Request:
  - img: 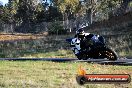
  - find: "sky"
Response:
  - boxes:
[0,0,50,5]
[0,0,8,5]
[0,0,51,6]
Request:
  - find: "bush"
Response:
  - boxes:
[48,21,67,35]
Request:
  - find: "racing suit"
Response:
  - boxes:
[71,38,81,55]
[71,33,91,56]
[72,33,100,54]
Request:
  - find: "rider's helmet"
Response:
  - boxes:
[76,28,85,39]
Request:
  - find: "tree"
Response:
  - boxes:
[116,0,132,16]
[15,0,41,33]
[56,0,80,29]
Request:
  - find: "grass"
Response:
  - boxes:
[0,33,43,41]
[0,26,131,58]
[21,49,76,58]
[0,33,131,58]
[119,50,132,57]
[0,61,131,88]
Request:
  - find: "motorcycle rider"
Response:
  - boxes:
[71,22,106,58]
[71,27,105,59]
[71,27,92,59]
[75,28,93,51]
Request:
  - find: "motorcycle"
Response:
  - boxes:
[66,34,118,61]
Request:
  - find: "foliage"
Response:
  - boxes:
[0,0,132,33]
[48,21,67,35]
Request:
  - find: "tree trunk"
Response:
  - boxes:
[86,8,93,25]
[63,13,65,29]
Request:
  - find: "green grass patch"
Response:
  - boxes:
[0,61,131,88]
[21,49,76,58]
[119,50,132,57]
[0,61,132,88]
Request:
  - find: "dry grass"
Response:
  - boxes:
[0,33,45,41]
[0,32,131,58]
[0,61,131,88]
